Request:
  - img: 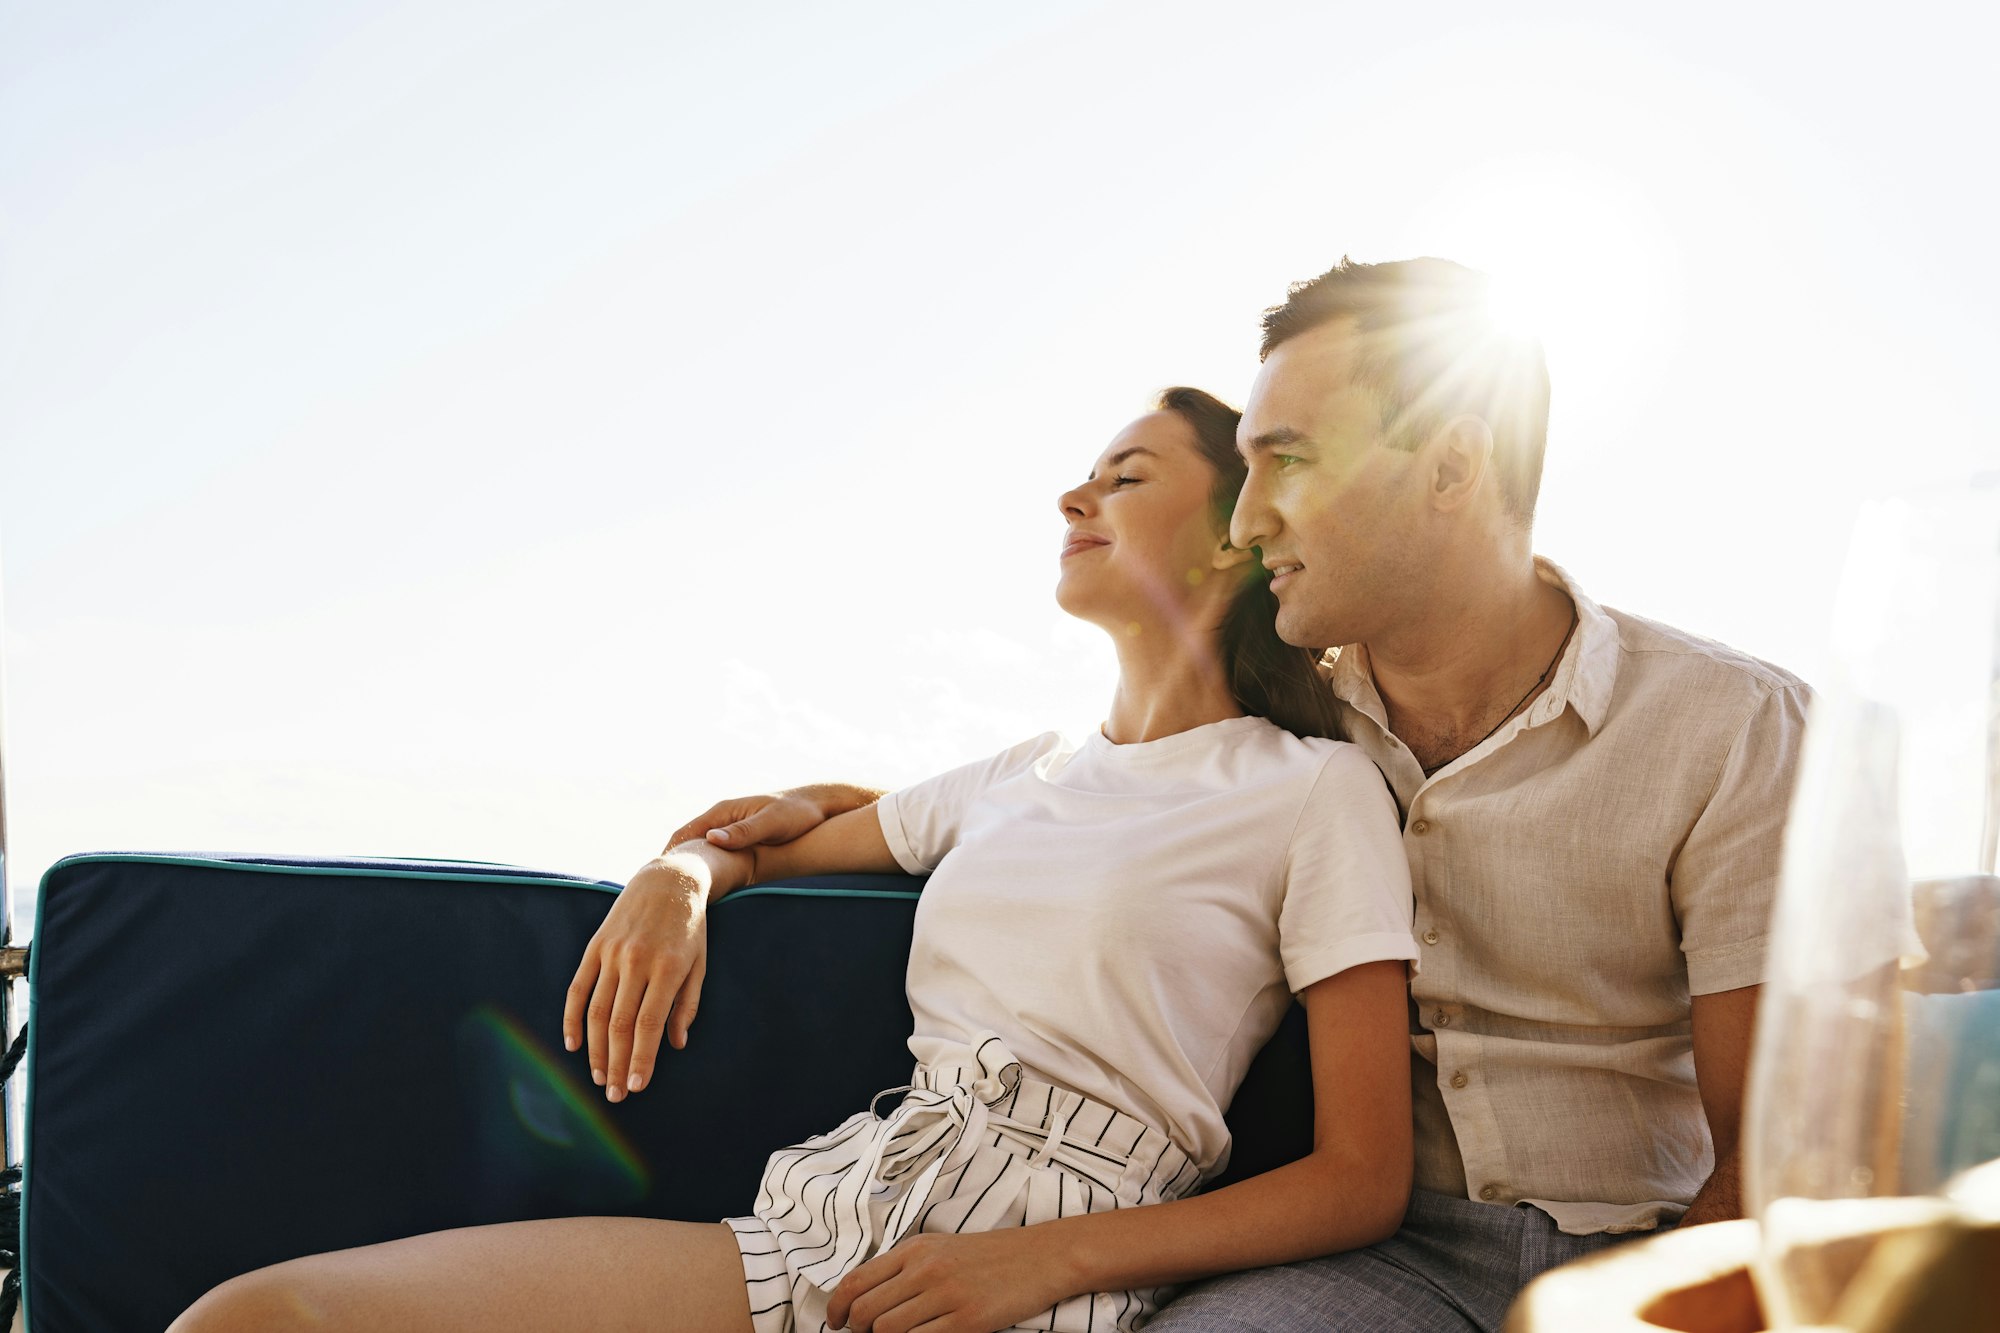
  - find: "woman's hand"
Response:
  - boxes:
[563,845,749,1101]
[825,1229,1077,1333]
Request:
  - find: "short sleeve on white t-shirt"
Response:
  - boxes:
[876,731,1064,875]
[1279,746,1420,993]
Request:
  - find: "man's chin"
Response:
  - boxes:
[1273,603,1339,651]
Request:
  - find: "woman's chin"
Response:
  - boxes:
[1053,585,1121,632]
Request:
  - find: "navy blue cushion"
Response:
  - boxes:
[20,853,1308,1332]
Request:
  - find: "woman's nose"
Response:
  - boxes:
[1057,483,1093,519]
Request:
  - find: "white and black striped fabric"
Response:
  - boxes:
[726,1032,1200,1332]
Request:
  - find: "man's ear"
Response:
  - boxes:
[1426,416,1494,513]
[1212,539,1258,572]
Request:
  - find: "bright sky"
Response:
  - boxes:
[2,1,1995,923]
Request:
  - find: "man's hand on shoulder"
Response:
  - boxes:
[669,783,887,851]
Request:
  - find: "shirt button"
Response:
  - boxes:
[1433,1011,1451,1027]
[1479,1184,1500,1202]
[1423,929,1440,945]
[1450,1071,1468,1089]
[1410,819,1431,835]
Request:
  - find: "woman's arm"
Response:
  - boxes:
[731,800,902,884]
[667,782,887,851]
[826,958,1415,1332]
[563,803,904,1103]
[1048,957,1414,1281]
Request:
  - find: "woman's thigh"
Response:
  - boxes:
[168,1216,754,1333]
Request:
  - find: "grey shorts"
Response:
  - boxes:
[1143,1188,1658,1333]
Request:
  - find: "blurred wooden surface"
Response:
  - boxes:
[1506,1219,1765,1333]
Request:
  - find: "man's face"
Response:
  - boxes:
[1232,319,1431,649]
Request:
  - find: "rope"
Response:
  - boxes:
[0,1027,24,1087]
[0,949,28,1327]
[0,1162,15,1254]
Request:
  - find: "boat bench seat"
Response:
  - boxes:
[15,853,1315,1333]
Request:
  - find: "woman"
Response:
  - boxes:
[171,389,1416,1333]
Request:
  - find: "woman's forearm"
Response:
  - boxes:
[1040,962,1415,1296]
[789,782,888,819]
[745,803,901,884]
[1036,1145,1409,1298]
[661,802,901,899]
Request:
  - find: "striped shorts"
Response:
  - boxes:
[725,1032,1201,1333]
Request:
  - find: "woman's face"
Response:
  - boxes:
[1055,410,1232,629]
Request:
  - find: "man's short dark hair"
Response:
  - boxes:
[1260,257,1552,524]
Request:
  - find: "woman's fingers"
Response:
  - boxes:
[562,944,601,1054]
[843,1270,950,1333]
[622,965,679,1094]
[667,951,707,1053]
[585,956,620,1087]
[826,1252,898,1330]
[601,961,650,1102]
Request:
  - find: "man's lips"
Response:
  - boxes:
[1061,533,1111,559]
[1266,560,1304,591]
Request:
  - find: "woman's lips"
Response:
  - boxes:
[1061,536,1111,559]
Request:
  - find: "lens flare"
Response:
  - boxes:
[456,1004,651,1206]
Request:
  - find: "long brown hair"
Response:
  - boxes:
[1156,386,1340,741]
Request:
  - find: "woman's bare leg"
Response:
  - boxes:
[167,1217,755,1333]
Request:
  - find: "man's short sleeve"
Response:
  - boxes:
[1278,745,1419,993]
[875,732,1064,875]
[1672,681,1811,995]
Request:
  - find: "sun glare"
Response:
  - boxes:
[1397,155,1685,430]
[1484,272,1551,342]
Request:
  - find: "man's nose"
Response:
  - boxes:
[1231,470,1277,551]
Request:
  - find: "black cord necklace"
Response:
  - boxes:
[1420,608,1578,778]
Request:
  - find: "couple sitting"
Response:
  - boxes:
[172,256,1808,1333]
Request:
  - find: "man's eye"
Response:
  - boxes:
[1275,454,1303,469]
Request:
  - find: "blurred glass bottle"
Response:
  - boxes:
[1744,473,2000,1329]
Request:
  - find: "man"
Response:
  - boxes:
[678,257,1809,1331]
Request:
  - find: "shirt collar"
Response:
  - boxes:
[1324,555,1619,739]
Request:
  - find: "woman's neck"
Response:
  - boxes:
[1100,616,1243,745]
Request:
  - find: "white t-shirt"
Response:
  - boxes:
[876,714,1417,1177]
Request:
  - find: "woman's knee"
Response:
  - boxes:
[168,1265,332,1333]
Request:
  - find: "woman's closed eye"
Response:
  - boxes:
[1112,474,1143,487]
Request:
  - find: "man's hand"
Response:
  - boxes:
[669,783,885,851]
[825,1230,1075,1333]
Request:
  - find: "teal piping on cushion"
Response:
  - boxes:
[39,853,622,895]
[35,855,924,906]
[723,885,920,905]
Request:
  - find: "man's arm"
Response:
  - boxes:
[1686,966,1907,1229]
[1673,682,1812,1226]
[668,782,886,850]
[1681,982,1759,1226]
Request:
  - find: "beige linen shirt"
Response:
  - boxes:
[1327,558,1810,1235]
